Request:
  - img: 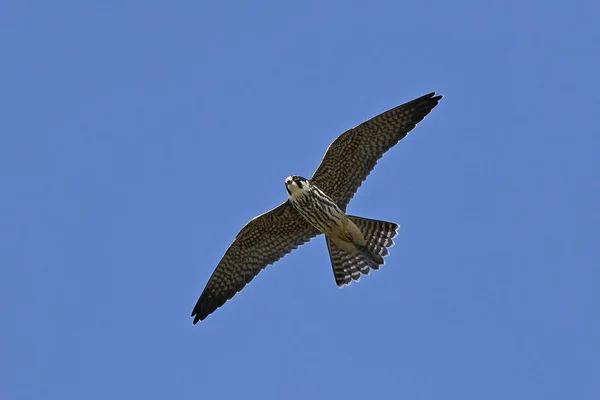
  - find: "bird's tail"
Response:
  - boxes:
[326,215,399,286]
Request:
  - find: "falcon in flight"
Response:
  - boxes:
[192,92,443,323]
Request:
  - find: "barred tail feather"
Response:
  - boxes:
[326,216,399,286]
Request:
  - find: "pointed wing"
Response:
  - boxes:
[191,201,320,323]
[311,92,442,210]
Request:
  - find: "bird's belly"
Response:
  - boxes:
[297,204,364,254]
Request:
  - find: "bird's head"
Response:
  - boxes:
[285,175,310,199]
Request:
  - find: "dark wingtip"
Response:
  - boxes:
[408,92,443,121]
[191,309,207,325]
[421,92,444,103]
[191,309,200,325]
[191,299,207,325]
[191,293,223,324]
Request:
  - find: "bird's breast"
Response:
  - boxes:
[289,186,347,235]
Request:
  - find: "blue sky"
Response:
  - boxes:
[1,1,599,399]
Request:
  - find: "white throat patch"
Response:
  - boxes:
[285,176,310,201]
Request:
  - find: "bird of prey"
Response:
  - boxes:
[191,92,443,323]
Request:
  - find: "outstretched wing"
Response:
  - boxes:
[311,92,443,210]
[191,201,320,323]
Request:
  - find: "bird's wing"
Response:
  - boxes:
[311,92,443,210]
[191,201,320,323]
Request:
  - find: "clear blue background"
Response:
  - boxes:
[1,1,598,399]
